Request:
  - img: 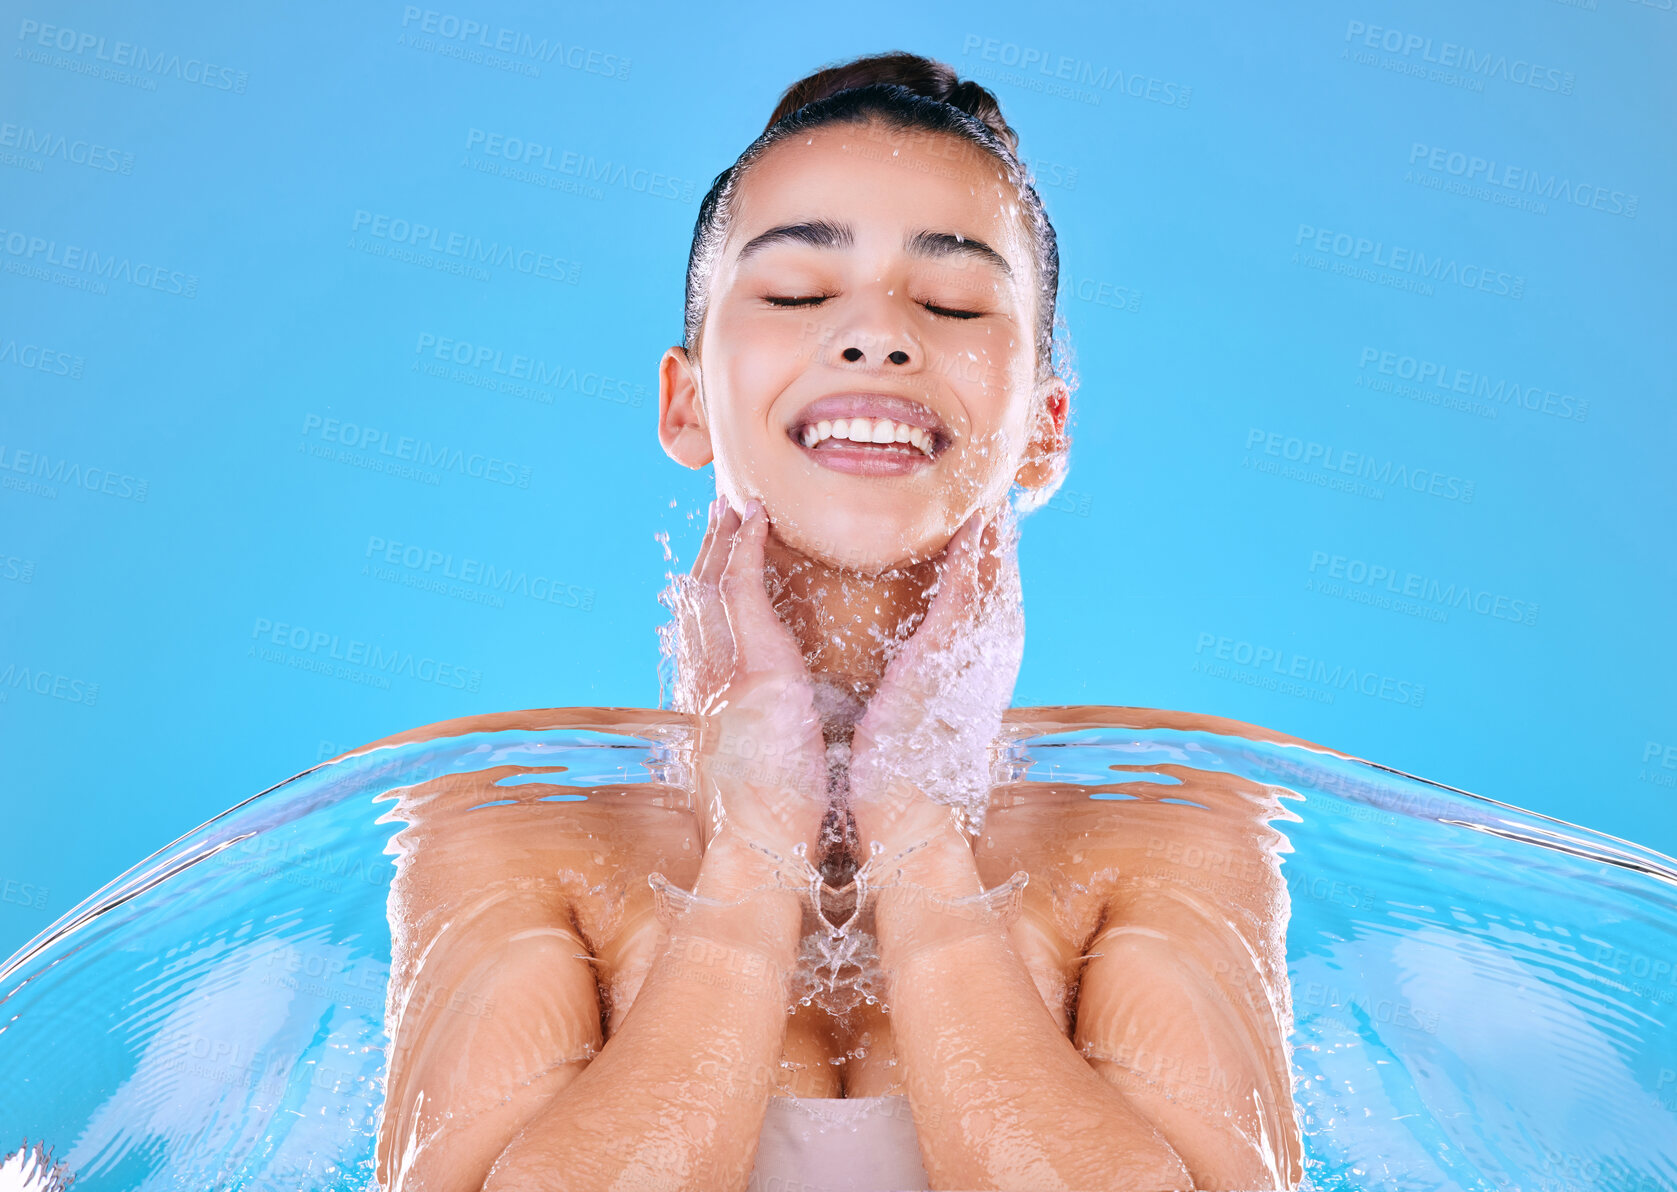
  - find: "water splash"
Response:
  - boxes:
[0,1141,75,1192]
[4,711,1674,1190]
[844,505,1027,840]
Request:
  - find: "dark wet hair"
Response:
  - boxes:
[681,51,1065,387]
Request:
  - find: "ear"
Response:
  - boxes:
[1013,374,1070,491]
[658,346,714,469]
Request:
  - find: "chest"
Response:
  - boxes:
[580,795,1108,1098]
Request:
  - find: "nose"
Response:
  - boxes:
[829,292,920,370]
[841,344,911,365]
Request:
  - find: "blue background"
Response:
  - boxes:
[1,0,1672,963]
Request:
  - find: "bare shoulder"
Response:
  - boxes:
[1054,777,1301,1186]
[1082,777,1290,963]
[984,707,1294,991]
[376,767,702,1188]
[976,707,1302,1186]
[970,782,1126,1035]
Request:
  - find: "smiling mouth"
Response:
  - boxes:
[791,416,942,460]
[786,416,950,478]
[784,394,953,477]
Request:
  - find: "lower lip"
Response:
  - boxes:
[795,438,936,476]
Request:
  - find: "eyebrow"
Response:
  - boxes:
[905,229,1013,278]
[735,220,1013,278]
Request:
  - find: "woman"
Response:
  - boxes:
[376,51,1301,1192]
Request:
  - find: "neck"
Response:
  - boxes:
[759,531,939,735]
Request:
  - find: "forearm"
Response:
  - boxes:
[484,832,805,1192]
[874,826,1194,1191]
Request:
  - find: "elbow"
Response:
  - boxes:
[481,1141,563,1192]
[1167,1130,1297,1192]
[1076,1091,1199,1191]
[1127,1143,1196,1192]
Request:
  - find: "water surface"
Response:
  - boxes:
[1,706,1673,1191]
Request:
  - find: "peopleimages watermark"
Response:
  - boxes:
[1057,273,1142,314]
[1016,151,1079,190]
[1192,631,1426,708]
[398,7,630,80]
[1341,20,1576,94]
[0,121,134,174]
[463,128,696,203]
[1293,223,1525,300]
[158,1028,390,1101]
[349,210,581,285]
[1243,427,1475,504]
[0,877,49,912]
[0,552,35,583]
[236,839,394,894]
[0,661,100,706]
[14,18,250,93]
[1297,979,1441,1034]
[0,442,148,501]
[1044,487,1095,517]
[1590,937,1677,1006]
[249,617,483,692]
[1355,345,1590,424]
[960,34,1192,109]
[299,413,532,489]
[1406,142,1636,219]
[792,318,1017,390]
[0,335,83,379]
[0,226,198,298]
[1641,741,1676,789]
[413,332,647,409]
[1307,550,1539,628]
[364,534,595,612]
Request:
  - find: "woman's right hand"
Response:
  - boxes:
[664,496,833,868]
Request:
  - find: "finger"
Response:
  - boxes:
[695,537,739,699]
[975,512,1002,601]
[667,583,717,706]
[691,494,723,578]
[687,500,741,709]
[693,595,734,708]
[695,498,740,590]
[907,511,984,659]
[971,510,1020,617]
[866,513,982,716]
[718,502,806,677]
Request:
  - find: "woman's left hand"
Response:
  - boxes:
[846,507,1025,860]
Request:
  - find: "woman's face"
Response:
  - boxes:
[659,119,1068,574]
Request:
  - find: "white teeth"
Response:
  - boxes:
[795,416,938,459]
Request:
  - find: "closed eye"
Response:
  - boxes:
[764,295,985,319]
[923,302,984,320]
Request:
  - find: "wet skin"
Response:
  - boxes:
[375,117,1303,1189]
[373,705,1305,1190]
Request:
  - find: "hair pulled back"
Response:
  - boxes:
[682,51,1066,391]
